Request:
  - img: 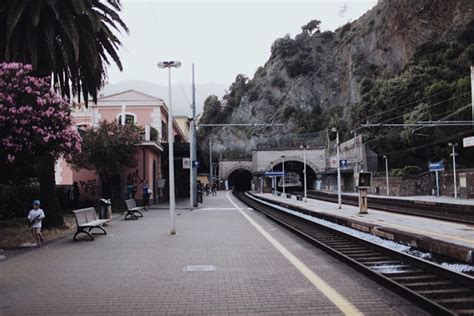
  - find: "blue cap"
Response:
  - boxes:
[32,200,40,205]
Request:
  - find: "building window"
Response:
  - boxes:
[117,114,136,125]
[162,121,167,141]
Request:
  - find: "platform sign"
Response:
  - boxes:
[182,158,190,169]
[429,161,445,172]
[340,159,348,169]
[463,136,474,148]
[264,171,286,177]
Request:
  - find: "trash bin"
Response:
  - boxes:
[100,198,112,219]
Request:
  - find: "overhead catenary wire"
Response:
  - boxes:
[364,85,466,121]
[371,92,471,125]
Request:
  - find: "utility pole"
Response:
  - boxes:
[281,155,286,195]
[300,145,308,202]
[332,128,342,209]
[383,155,389,196]
[209,138,212,185]
[449,143,458,199]
[190,64,198,208]
[471,65,474,125]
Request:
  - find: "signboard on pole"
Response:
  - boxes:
[463,136,474,148]
[340,160,348,169]
[264,171,287,177]
[429,161,445,172]
[329,156,337,168]
[182,158,190,169]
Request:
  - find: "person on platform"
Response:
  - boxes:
[71,182,80,208]
[27,200,45,247]
[142,180,150,211]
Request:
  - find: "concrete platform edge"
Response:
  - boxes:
[251,192,473,264]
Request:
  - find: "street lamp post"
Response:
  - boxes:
[300,145,308,202]
[281,155,286,195]
[209,138,212,184]
[332,128,342,209]
[158,60,181,235]
[383,155,389,196]
[449,143,458,199]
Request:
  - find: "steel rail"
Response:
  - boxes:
[236,192,474,316]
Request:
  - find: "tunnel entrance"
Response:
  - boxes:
[271,160,316,192]
[228,169,252,191]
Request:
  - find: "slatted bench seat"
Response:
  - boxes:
[125,199,144,220]
[72,207,110,241]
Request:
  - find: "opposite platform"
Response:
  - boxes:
[255,192,474,264]
[0,191,425,315]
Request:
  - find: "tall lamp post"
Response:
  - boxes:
[281,155,286,195]
[332,128,342,209]
[300,144,308,202]
[209,137,213,184]
[190,64,197,208]
[383,155,389,196]
[158,60,181,235]
[449,143,458,199]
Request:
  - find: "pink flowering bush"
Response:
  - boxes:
[0,63,81,163]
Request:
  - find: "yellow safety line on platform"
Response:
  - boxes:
[226,191,364,316]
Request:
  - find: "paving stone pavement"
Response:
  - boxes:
[0,191,427,315]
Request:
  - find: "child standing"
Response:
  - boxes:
[28,200,45,247]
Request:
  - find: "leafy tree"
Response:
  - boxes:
[0,63,81,225]
[0,0,128,226]
[0,0,128,104]
[199,95,223,126]
[351,28,474,170]
[271,35,299,59]
[70,120,141,198]
[301,20,321,35]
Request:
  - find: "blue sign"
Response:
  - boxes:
[340,160,348,168]
[264,171,287,177]
[429,161,444,172]
[192,160,200,168]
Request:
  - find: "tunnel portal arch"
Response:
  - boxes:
[228,168,253,191]
[270,160,317,190]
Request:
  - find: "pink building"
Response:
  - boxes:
[57,89,188,205]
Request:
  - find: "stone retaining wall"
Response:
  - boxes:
[371,169,474,198]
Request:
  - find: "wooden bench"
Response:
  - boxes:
[72,207,110,241]
[125,199,144,220]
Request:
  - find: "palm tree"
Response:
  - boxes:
[0,0,128,226]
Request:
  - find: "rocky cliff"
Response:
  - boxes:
[199,0,474,163]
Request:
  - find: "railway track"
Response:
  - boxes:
[236,192,474,315]
[289,190,474,225]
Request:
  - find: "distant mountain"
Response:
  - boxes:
[100,80,227,116]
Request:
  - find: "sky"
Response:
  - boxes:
[107,0,377,88]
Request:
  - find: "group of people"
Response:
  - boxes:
[205,182,218,196]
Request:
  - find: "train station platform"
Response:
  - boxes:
[254,192,474,264]
[327,190,474,206]
[0,191,425,315]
